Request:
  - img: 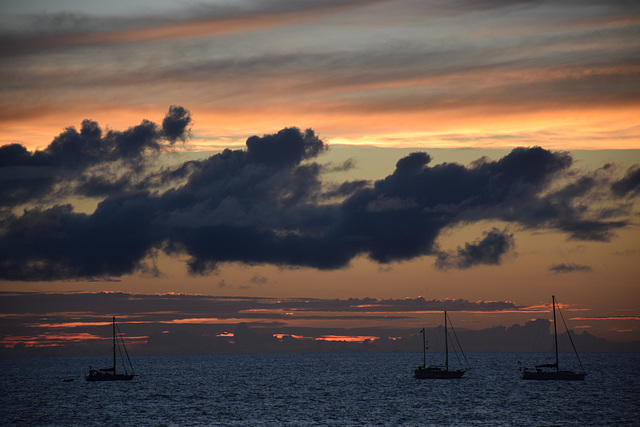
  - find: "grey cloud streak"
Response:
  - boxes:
[2,1,636,99]
[0,108,638,281]
[0,292,521,317]
[0,0,383,57]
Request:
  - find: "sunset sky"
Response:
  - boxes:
[1,0,639,355]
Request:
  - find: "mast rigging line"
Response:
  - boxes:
[447,312,471,370]
[115,321,135,375]
[555,298,586,373]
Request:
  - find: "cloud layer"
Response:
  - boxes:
[1,0,639,149]
[1,109,638,280]
[1,292,637,356]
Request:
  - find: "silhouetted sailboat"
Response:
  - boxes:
[86,317,135,381]
[521,295,586,381]
[414,311,469,379]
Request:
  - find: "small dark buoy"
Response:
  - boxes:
[63,378,74,382]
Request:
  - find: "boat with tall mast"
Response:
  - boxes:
[414,311,469,379]
[86,317,136,381]
[521,295,586,381]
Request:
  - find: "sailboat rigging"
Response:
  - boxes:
[86,316,136,381]
[521,295,586,381]
[414,311,469,379]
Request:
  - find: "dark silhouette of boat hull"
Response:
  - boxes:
[414,367,465,379]
[86,370,135,381]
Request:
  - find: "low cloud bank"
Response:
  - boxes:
[2,316,637,358]
[1,292,638,357]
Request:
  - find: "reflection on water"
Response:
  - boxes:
[2,352,638,425]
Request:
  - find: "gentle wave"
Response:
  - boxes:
[1,352,638,426]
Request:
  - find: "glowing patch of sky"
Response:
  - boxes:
[1,0,638,149]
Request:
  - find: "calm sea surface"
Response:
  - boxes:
[1,352,639,426]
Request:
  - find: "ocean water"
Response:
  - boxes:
[1,352,639,426]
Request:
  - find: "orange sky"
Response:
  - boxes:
[1,0,639,351]
[1,0,639,151]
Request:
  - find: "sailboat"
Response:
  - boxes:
[86,317,136,381]
[521,295,586,381]
[414,311,469,379]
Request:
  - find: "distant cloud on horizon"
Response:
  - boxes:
[0,291,525,317]
[1,291,638,356]
[0,292,527,351]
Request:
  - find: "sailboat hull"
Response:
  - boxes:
[414,312,469,379]
[86,372,135,381]
[521,296,586,381]
[86,317,136,382]
[522,370,585,381]
[414,367,465,379]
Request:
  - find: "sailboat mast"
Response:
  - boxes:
[421,328,426,368]
[552,296,558,372]
[444,311,449,371]
[112,316,116,374]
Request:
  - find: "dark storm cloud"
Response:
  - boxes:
[436,229,515,270]
[334,147,574,264]
[612,166,640,197]
[548,263,593,274]
[162,105,192,143]
[0,111,638,280]
[0,194,161,281]
[0,106,191,208]
[156,126,339,273]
